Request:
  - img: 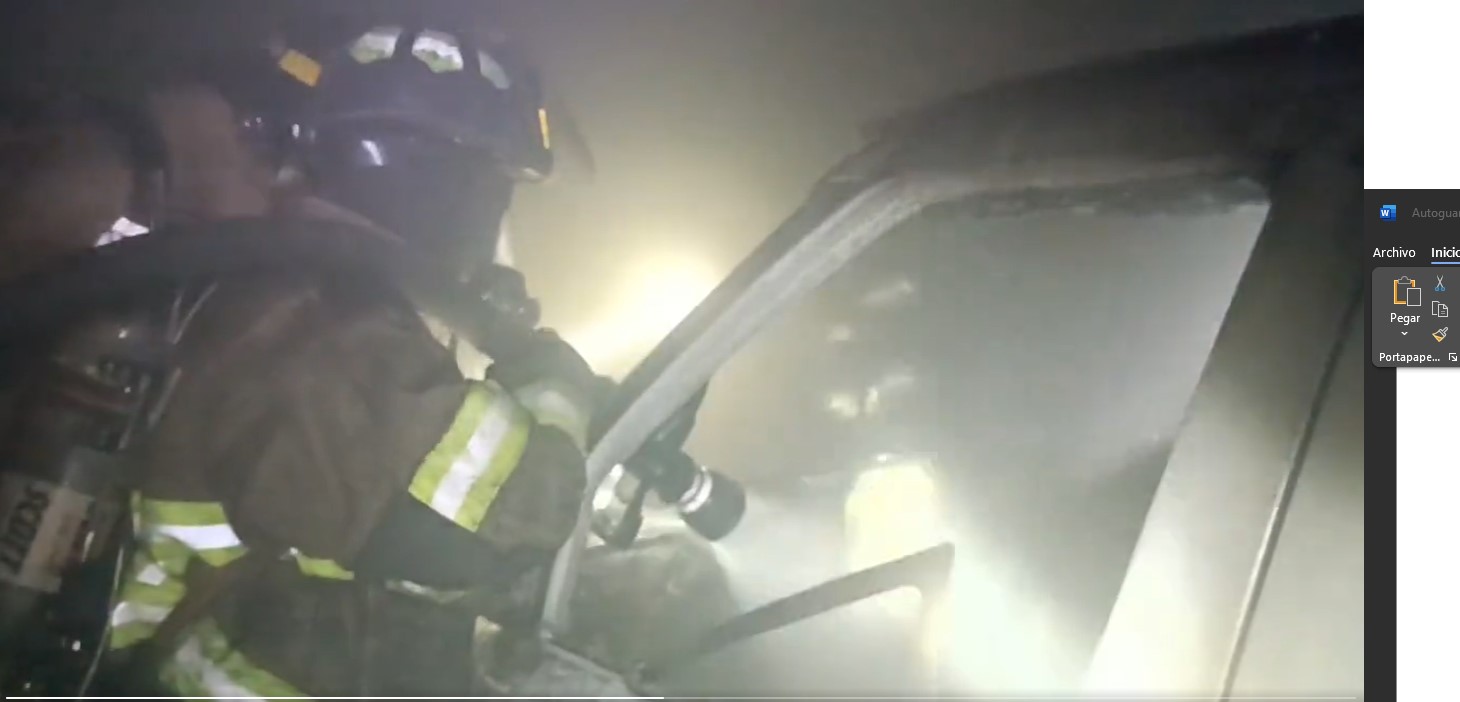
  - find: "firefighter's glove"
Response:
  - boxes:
[470,263,542,328]
[488,330,607,450]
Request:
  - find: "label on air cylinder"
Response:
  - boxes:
[0,474,92,593]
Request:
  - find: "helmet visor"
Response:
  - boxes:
[308,123,514,266]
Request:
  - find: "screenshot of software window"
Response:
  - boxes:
[0,2,1449,700]
[1371,193,1456,702]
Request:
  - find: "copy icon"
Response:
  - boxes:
[1395,276,1420,305]
[1436,301,1450,318]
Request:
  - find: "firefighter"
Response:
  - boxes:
[83,20,597,698]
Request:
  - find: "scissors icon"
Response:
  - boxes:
[1439,276,1448,293]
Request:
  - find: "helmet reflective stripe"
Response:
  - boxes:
[161,619,303,699]
[349,26,403,64]
[278,49,322,88]
[345,25,512,88]
[412,30,465,73]
[408,380,532,532]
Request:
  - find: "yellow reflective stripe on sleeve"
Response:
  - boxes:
[110,621,159,650]
[134,561,169,586]
[410,381,533,529]
[110,601,173,629]
[136,499,229,526]
[456,404,531,532]
[156,531,245,563]
[117,574,185,608]
[134,498,246,567]
[294,553,354,580]
[409,381,494,508]
[135,538,191,577]
[108,598,177,650]
[162,619,304,699]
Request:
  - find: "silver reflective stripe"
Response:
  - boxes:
[136,563,169,586]
[151,523,243,551]
[515,382,590,450]
[111,602,172,628]
[522,386,589,433]
[431,402,513,519]
[172,636,266,701]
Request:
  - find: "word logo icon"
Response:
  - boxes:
[1381,204,1398,221]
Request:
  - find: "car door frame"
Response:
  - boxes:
[539,22,1362,696]
[1083,138,1362,697]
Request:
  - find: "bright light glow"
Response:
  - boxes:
[825,392,861,420]
[561,255,719,377]
[844,459,944,618]
[843,457,1074,692]
[827,324,854,343]
[935,557,1071,693]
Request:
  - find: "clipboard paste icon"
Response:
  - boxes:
[1395,276,1422,306]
